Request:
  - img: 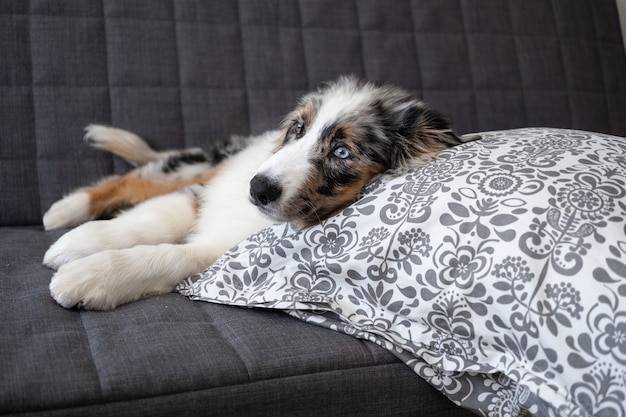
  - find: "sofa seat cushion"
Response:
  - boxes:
[0,228,473,416]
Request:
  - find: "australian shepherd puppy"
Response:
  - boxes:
[43,76,471,310]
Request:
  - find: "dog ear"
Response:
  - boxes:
[388,101,464,171]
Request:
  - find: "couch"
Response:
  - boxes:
[2,1,626,416]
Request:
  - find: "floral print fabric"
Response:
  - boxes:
[178,128,626,417]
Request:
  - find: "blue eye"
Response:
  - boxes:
[334,146,350,159]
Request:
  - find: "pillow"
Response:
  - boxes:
[178,128,626,417]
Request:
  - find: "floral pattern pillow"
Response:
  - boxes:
[178,128,626,417]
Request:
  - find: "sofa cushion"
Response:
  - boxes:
[0,227,475,416]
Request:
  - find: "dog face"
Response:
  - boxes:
[249,76,463,226]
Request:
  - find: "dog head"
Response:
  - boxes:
[249,76,464,226]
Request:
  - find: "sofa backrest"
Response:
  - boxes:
[2,0,626,226]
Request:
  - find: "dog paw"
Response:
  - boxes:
[43,221,109,269]
[43,191,91,230]
[49,252,124,310]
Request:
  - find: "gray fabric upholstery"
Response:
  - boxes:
[1,1,626,416]
[2,0,626,226]
[1,229,469,416]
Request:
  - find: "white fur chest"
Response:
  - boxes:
[190,130,282,250]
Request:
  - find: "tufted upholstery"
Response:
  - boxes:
[2,0,626,225]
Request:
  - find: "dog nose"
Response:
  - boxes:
[249,175,282,206]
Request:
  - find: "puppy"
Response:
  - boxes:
[43,76,470,310]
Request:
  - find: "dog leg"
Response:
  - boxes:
[47,185,271,310]
[43,175,118,230]
[44,126,214,230]
[43,187,200,270]
[49,241,222,310]
[43,162,214,230]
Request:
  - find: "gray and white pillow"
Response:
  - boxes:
[178,128,626,417]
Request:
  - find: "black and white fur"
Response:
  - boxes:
[43,76,472,310]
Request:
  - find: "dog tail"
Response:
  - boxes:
[84,124,166,166]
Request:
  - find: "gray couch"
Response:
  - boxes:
[2,1,626,416]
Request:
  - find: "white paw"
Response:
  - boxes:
[49,247,177,310]
[43,191,90,230]
[43,221,110,269]
[49,252,122,310]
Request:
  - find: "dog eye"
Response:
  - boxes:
[333,146,350,159]
[293,121,305,138]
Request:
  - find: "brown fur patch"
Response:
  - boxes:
[292,158,384,227]
[86,170,216,219]
[296,172,380,227]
